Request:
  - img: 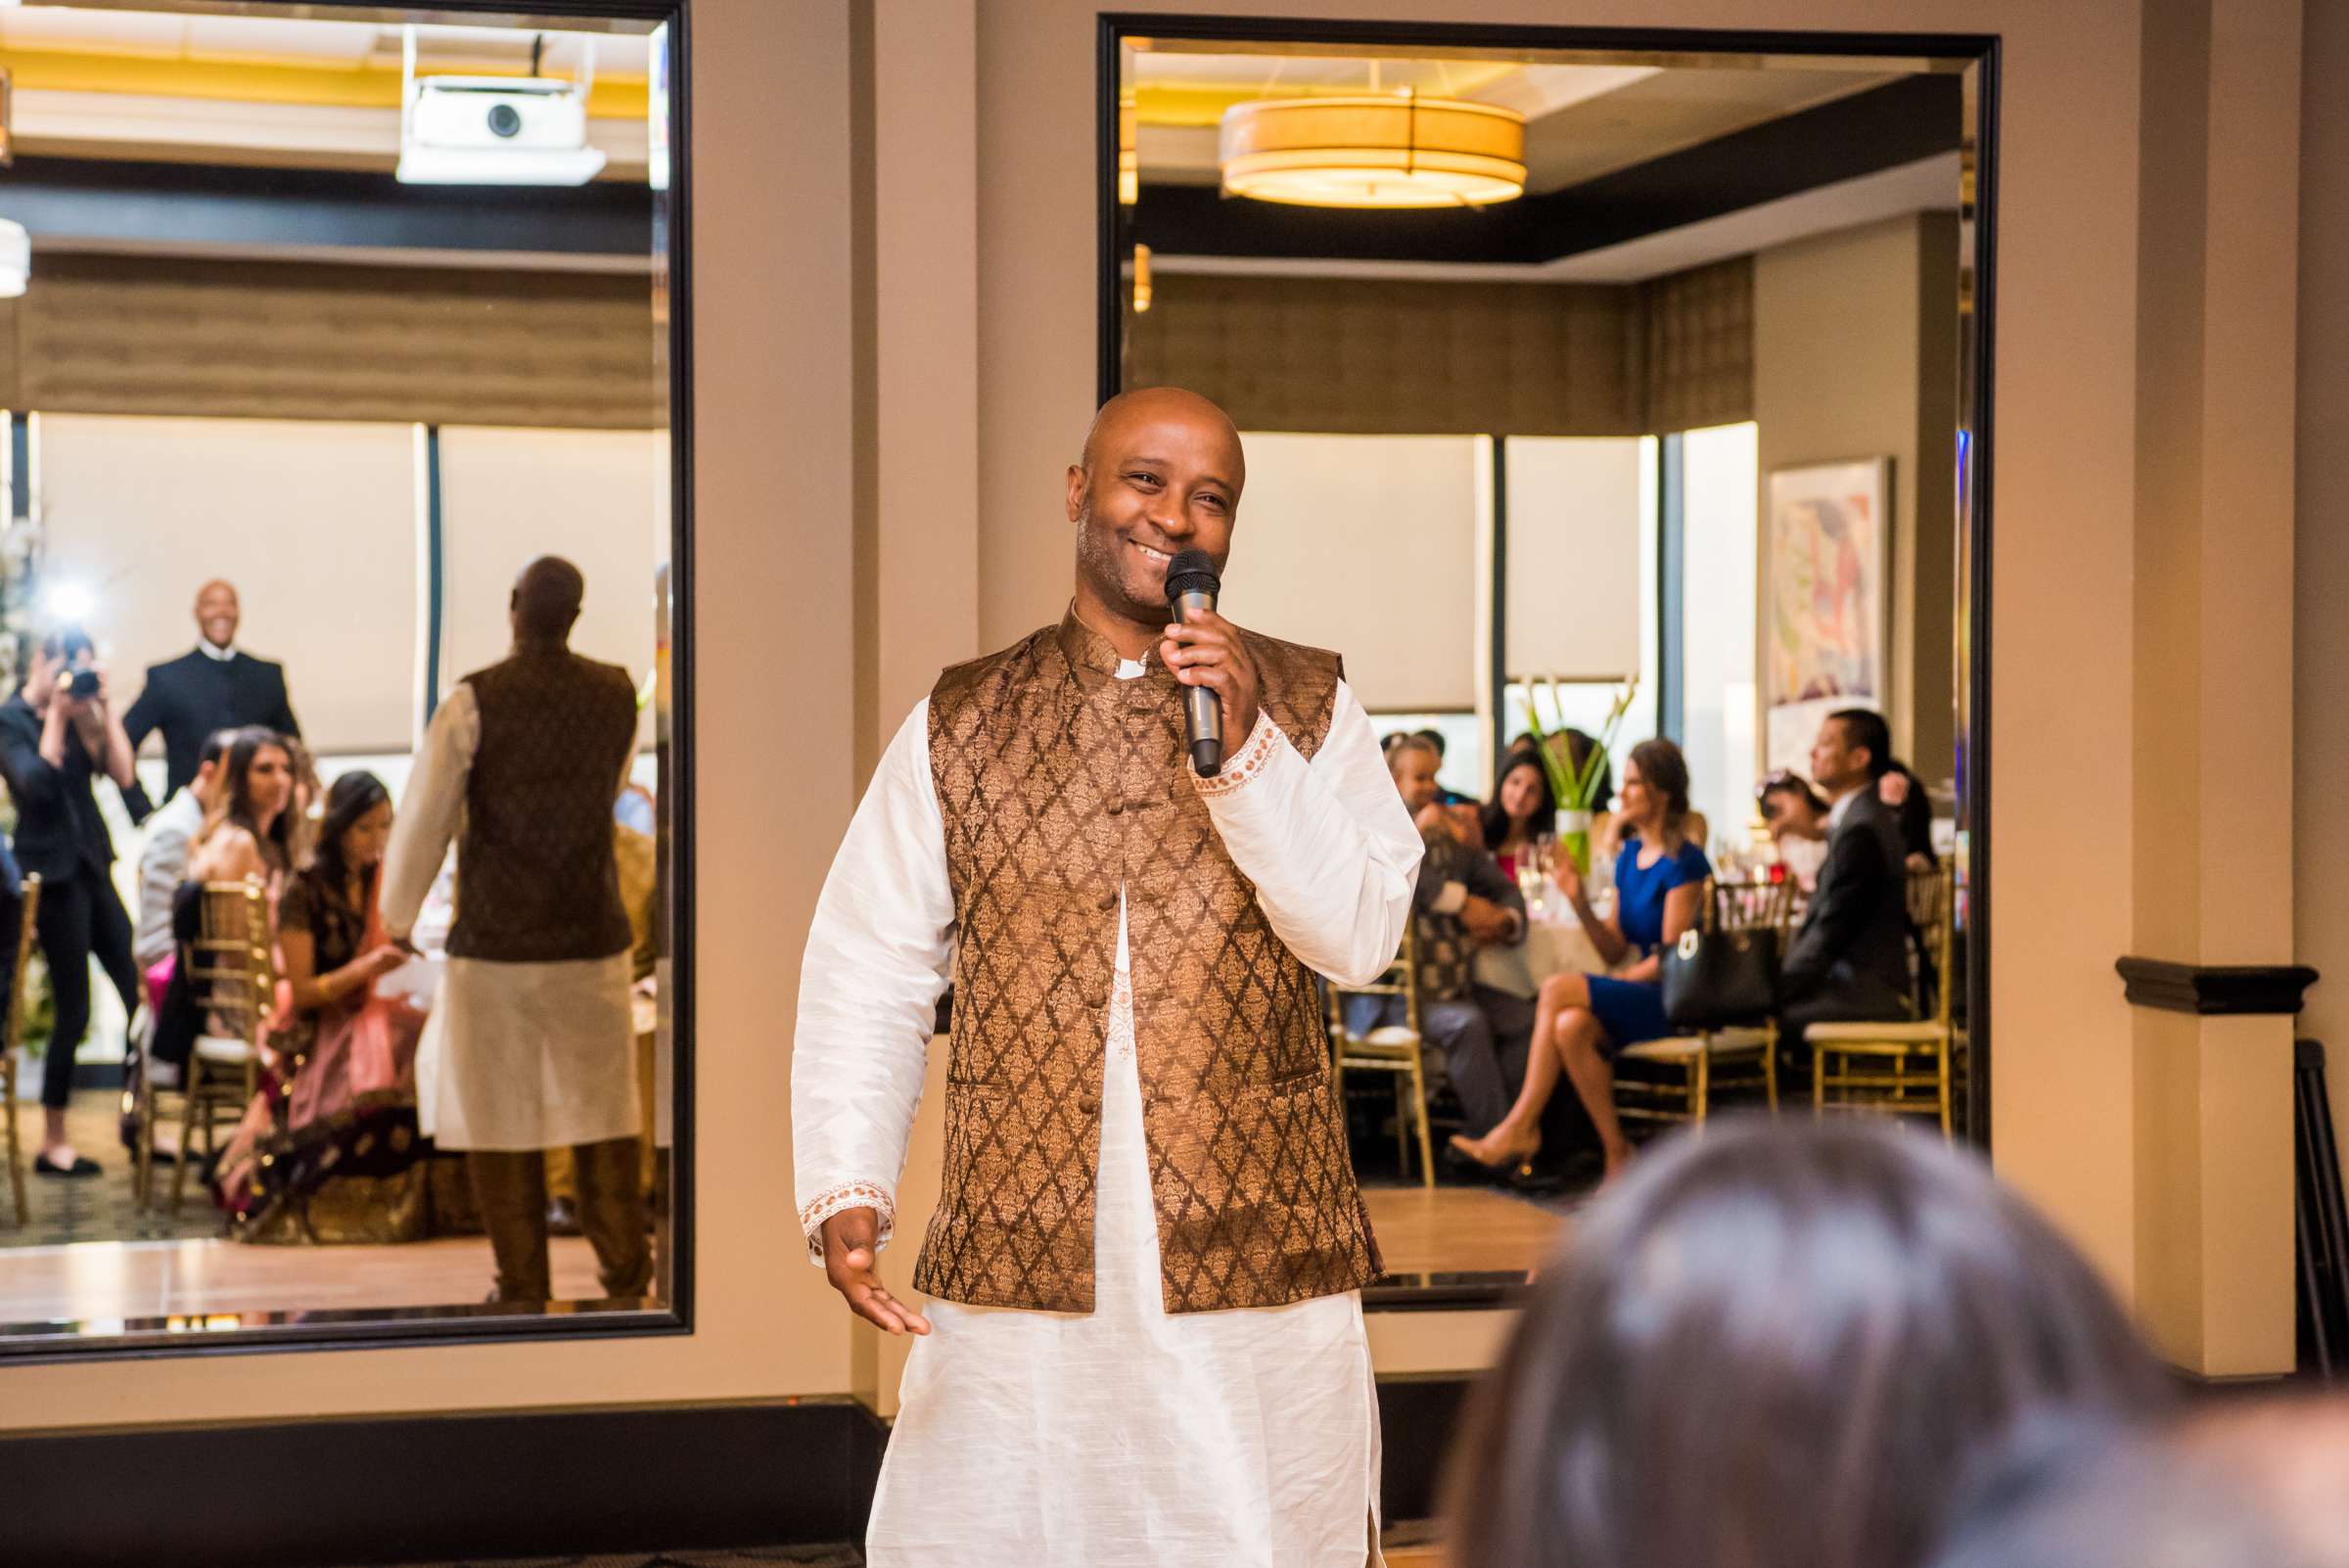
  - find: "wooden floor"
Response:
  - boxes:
[1359,1181,1566,1277]
[0,1232,613,1326]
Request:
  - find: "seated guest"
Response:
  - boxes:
[1358,736,1536,1153]
[1482,751,1558,879]
[121,578,300,817]
[151,729,297,1080]
[1411,726,1476,806]
[214,771,426,1229]
[134,726,241,971]
[1445,1120,2172,1568]
[1781,708,1916,1031]
[1757,769,1833,891]
[1877,758,1942,868]
[1451,738,1707,1180]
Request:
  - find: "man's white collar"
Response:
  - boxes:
[198,640,236,663]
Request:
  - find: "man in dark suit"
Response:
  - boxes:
[122,579,299,812]
[1781,708,1915,1031]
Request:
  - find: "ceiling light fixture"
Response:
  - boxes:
[1219,92,1526,209]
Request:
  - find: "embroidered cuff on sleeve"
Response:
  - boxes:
[799,1181,896,1267]
[1190,710,1282,797]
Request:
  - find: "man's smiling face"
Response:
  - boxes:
[1069,390,1245,633]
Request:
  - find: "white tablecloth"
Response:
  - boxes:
[1475,907,1608,998]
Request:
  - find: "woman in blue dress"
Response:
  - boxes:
[1451,737,1709,1181]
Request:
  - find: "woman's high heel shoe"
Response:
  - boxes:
[1449,1128,1542,1177]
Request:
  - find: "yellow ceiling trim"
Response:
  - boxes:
[1134,64,1521,127]
[0,49,649,119]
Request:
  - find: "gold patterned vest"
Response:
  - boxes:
[914,609,1384,1314]
[449,649,636,964]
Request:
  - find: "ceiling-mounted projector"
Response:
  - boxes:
[395,28,607,186]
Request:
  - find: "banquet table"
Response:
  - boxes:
[1474,878,1611,998]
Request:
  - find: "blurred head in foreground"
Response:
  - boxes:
[1446,1119,2173,1568]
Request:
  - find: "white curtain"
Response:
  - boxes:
[1221,433,1481,712]
[33,413,420,755]
[437,426,665,748]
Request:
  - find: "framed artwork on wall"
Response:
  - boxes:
[1762,456,1892,773]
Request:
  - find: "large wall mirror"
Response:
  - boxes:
[1102,19,1991,1299]
[0,0,690,1356]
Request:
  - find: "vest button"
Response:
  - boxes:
[1106,799,1125,815]
[1096,891,1117,911]
[1078,1092,1102,1116]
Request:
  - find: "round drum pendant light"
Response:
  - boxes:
[1219,92,1526,209]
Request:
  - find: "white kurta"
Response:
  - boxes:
[795,660,1421,1568]
[381,681,640,1153]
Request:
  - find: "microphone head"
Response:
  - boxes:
[1164,548,1221,604]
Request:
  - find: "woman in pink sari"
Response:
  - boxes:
[215,771,426,1233]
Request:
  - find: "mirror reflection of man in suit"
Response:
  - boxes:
[1780,708,1916,1032]
[122,580,300,811]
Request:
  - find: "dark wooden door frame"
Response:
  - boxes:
[1097,13,1999,1148]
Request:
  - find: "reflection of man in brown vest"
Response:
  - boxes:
[383,556,651,1306]
[793,390,1422,1565]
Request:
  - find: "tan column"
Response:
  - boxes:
[2125,0,2304,1377]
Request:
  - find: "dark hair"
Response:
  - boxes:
[1832,707,1895,780]
[1482,754,1558,851]
[198,726,242,771]
[1445,1120,2172,1568]
[211,728,296,865]
[1929,1417,2299,1568]
[311,770,392,887]
[1412,726,1447,760]
[1627,736,1692,830]
[1758,769,1831,819]
[1386,733,1440,772]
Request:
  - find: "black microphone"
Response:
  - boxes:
[1164,547,1222,776]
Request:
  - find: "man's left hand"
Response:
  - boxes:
[1161,607,1262,751]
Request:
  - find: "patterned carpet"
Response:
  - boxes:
[4,1088,223,1247]
[350,1550,859,1568]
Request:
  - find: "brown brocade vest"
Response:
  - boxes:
[448,649,635,965]
[913,609,1384,1314]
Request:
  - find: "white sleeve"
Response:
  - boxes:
[790,700,955,1265]
[1193,678,1422,987]
[380,686,477,941]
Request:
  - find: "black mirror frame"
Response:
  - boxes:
[1096,12,1999,1149]
[0,0,697,1364]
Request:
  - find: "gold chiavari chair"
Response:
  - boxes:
[1807,864,1963,1134]
[1,874,43,1225]
[1615,876,1797,1127]
[1326,920,1435,1187]
[171,880,273,1213]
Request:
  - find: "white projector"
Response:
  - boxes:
[396,75,609,186]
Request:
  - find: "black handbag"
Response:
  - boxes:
[1661,885,1781,1029]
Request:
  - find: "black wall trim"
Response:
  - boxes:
[0,1399,886,1568]
[0,156,654,261]
[1,1377,1480,1564]
[2116,957,2320,1017]
[1127,75,1962,267]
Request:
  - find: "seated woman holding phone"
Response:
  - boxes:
[1450,737,1709,1183]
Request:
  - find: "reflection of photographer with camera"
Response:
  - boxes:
[0,626,142,1177]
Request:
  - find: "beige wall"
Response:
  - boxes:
[1752,210,1959,786]
[2295,0,2349,1192]
[0,0,2320,1428]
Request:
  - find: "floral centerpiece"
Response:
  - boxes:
[1519,675,1637,877]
